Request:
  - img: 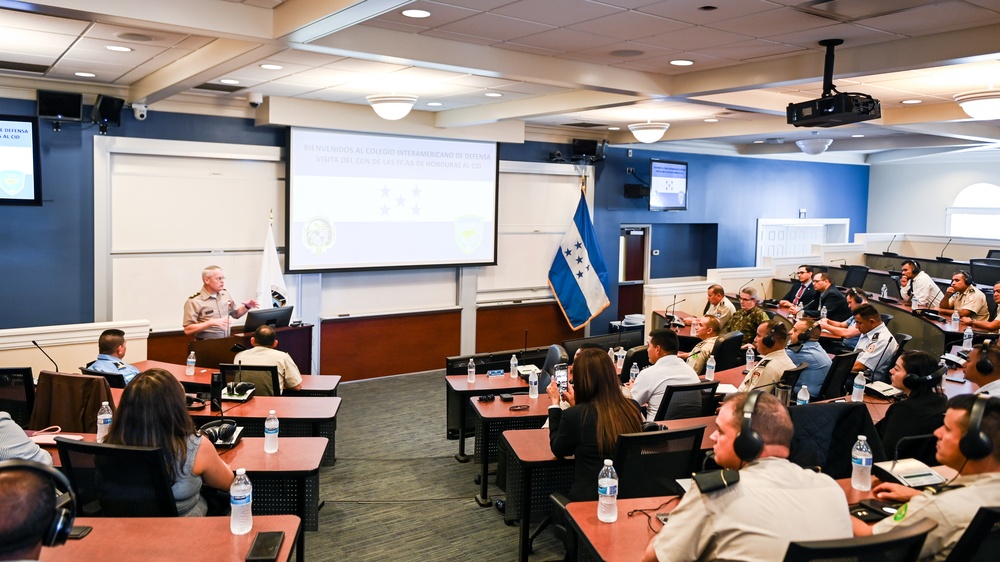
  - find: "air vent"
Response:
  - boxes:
[797,0,937,21]
[0,61,48,74]
[561,122,607,128]
[194,82,244,93]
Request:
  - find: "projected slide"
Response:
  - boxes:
[650,159,687,211]
[0,116,41,206]
[288,129,498,272]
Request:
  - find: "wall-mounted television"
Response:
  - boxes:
[36,90,83,122]
[0,115,42,206]
[649,158,688,212]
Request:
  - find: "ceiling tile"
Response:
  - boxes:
[966,0,1000,13]
[694,39,804,61]
[569,40,677,62]
[0,28,77,60]
[616,52,734,73]
[856,3,1000,36]
[431,0,520,10]
[268,49,344,66]
[294,89,365,102]
[637,0,781,25]
[507,28,618,53]
[362,19,429,33]
[445,74,520,88]
[492,42,563,56]
[434,12,555,41]
[494,82,569,95]
[765,22,902,49]
[583,0,658,9]
[85,23,190,48]
[368,0,479,27]
[64,37,168,65]
[113,48,194,84]
[634,26,749,51]
[0,9,90,34]
[247,82,326,97]
[491,0,623,27]
[419,28,500,45]
[322,58,407,73]
[568,10,691,40]
[709,7,835,37]
[278,67,364,87]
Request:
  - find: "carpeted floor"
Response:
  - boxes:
[303,370,565,561]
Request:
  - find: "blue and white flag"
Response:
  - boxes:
[548,192,610,330]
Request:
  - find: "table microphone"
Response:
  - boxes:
[830,258,847,265]
[882,235,899,257]
[738,278,755,296]
[889,434,936,473]
[31,340,59,372]
[936,238,954,262]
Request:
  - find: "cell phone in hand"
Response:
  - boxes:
[554,363,569,393]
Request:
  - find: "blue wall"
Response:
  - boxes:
[2,98,868,330]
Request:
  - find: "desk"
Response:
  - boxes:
[39,515,300,562]
[134,360,342,396]
[446,373,528,462]
[470,394,548,506]
[148,324,313,373]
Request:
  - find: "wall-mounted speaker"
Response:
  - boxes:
[91,95,125,126]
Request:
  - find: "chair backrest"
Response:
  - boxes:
[80,367,126,389]
[880,313,894,329]
[789,401,886,478]
[28,371,114,432]
[654,380,720,422]
[542,344,569,377]
[711,331,745,372]
[55,437,178,517]
[562,331,643,360]
[220,363,281,396]
[620,345,650,384]
[782,518,936,562]
[970,258,1000,287]
[781,362,809,392]
[888,333,912,369]
[944,506,1000,562]
[988,249,1000,259]
[819,350,862,400]
[0,367,34,429]
[613,425,707,499]
[841,265,870,289]
[984,285,998,322]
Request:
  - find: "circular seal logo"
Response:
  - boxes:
[303,218,335,255]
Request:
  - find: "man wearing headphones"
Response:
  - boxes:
[852,304,898,383]
[960,281,1000,332]
[856,395,1000,561]
[642,392,852,562]
[940,271,989,321]
[785,318,832,398]
[899,260,943,308]
[0,461,72,560]
[966,341,1000,395]
[737,320,795,392]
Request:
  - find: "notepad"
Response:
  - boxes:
[30,434,84,445]
[716,384,738,395]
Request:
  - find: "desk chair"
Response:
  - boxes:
[889,333,912,369]
[881,313,894,329]
[711,331,745,371]
[841,265,870,290]
[29,371,114,433]
[789,401,886,478]
[781,362,809,396]
[944,506,1000,561]
[783,518,936,562]
[819,350,862,400]
[541,344,568,381]
[620,345,650,384]
[55,437,178,517]
[970,258,1000,287]
[653,380,719,422]
[0,367,34,429]
[80,367,126,389]
[220,363,281,396]
[984,285,998,322]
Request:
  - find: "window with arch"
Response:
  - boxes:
[946,183,1000,237]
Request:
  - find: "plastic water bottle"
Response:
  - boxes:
[597,459,618,523]
[851,436,873,492]
[264,410,279,454]
[185,351,196,376]
[528,370,539,399]
[510,355,518,378]
[467,358,475,384]
[964,327,974,350]
[629,363,640,383]
[912,296,921,310]
[851,372,866,402]
[952,311,961,328]
[880,284,888,298]
[615,348,626,370]
[820,306,828,320]
[796,385,810,406]
[705,356,716,381]
[608,347,615,362]
[230,468,253,535]
[746,348,755,371]
[96,401,112,442]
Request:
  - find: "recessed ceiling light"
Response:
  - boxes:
[852,134,864,138]
[901,99,921,104]
[220,79,240,85]
[402,9,430,18]
[608,126,620,131]
[426,102,442,107]
[484,92,502,97]
[753,140,764,144]
[670,59,694,66]
[704,118,718,123]
[75,72,96,78]
[105,45,132,52]
[260,64,283,70]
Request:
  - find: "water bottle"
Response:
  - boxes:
[851,372,866,402]
[528,371,539,399]
[608,347,615,362]
[912,296,921,310]
[851,436,873,491]
[745,348,755,371]
[796,385,810,406]
[597,459,618,523]
[467,358,475,384]
[705,356,716,381]
[964,327,974,350]
[96,401,112,442]
[880,284,888,298]
[629,363,640,383]
[264,410,279,454]
[510,355,518,379]
[230,468,253,535]
[185,351,196,376]
[820,306,828,320]
[951,311,961,328]
[615,348,626,370]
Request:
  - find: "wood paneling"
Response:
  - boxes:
[148,325,313,373]
[475,302,581,353]
[320,310,461,381]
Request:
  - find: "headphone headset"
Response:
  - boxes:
[957,270,973,286]
[762,324,777,348]
[975,340,995,376]
[959,395,995,460]
[0,460,76,548]
[903,259,922,275]
[902,364,946,391]
[199,419,238,443]
[733,390,765,462]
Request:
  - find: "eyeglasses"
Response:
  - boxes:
[739,297,754,302]
[796,270,809,275]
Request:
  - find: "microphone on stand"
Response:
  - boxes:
[889,434,936,473]
[31,340,59,372]
[882,235,899,257]
[738,278,755,295]
[936,238,954,262]
[523,329,528,353]
[830,258,847,265]
[760,282,768,300]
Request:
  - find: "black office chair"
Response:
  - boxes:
[781,362,809,395]
[711,331,745,372]
[988,249,1000,259]
[944,506,1000,561]
[654,380,719,421]
[614,425,707,498]
[880,313,894,329]
[889,334,912,369]
[984,285,998,322]
[220,363,282,396]
[971,258,1000,287]
[819,350,862,400]
[80,367,127,389]
[619,345,650,384]
[541,344,568,377]
[0,367,34,429]
[789,401,886,478]
[782,518,936,561]
[840,265,870,290]
[55,437,178,517]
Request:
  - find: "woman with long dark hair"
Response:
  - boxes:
[547,348,643,501]
[879,350,948,465]
[104,368,233,516]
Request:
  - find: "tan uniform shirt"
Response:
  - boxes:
[947,286,990,321]
[685,336,718,376]
[183,288,240,340]
[706,299,737,331]
[232,345,303,391]
[738,349,795,392]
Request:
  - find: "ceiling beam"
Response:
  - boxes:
[274,0,411,43]
[434,91,645,128]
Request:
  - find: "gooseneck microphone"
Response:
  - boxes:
[889,434,936,472]
[31,340,59,372]
[830,258,847,265]
[882,235,899,257]
[936,238,954,262]
[738,278,755,295]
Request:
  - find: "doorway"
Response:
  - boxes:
[618,226,649,317]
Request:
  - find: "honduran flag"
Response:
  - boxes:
[548,192,610,330]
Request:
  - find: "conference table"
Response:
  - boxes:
[40,515,301,562]
[446,372,529,462]
[134,360,342,397]
[469,393,549,506]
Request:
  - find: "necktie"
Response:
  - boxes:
[793,285,805,304]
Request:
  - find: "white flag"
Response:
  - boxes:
[256,224,290,309]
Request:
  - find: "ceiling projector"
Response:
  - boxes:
[787,92,881,128]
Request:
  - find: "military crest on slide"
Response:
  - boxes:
[303,217,335,255]
[0,171,25,196]
[454,215,483,254]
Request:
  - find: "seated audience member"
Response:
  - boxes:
[785,318,832,398]
[232,325,303,392]
[104,369,234,516]
[803,272,851,322]
[899,259,944,308]
[967,340,1000,395]
[729,287,770,346]
[959,281,1000,331]
[852,303,898,383]
[0,461,61,561]
[779,265,816,309]
[630,329,701,421]
[856,395,1000,561]
[738,320,795,393]
[679,316,720,376]
[877,351,947,465]
[0,412,51,465]
[642,392,852,562]
[685,284,736,331]
[547,348,642,501]
[87,328,140,385]
[820,287,866,353]
[940,270,989,321]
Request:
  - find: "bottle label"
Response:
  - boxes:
[231,492,252,506]
[598,483,617,495]
[99,416,112,425]
[851,456,873,467]
[264,427,278,435]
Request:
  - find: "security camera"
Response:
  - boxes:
[248,92,263,108]
[132,103,148,121]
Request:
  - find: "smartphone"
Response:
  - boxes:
[860,498,901,515]
[655,513,670,525]
[246,531,285,562]
[68,526,92,540]
[554,363,569,393]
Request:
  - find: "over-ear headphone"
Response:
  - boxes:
[902,364,946,391]
[903,259,922,275]
[975,340,995,375]
[957,270,973,285]
[733,390,765,462]
[0,460,76,548]
[959,395,995,460]
[199,419,238,443]
[762,325,777,348]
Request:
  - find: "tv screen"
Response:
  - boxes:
[243,305,294,333]
[0,115,42,206]
[286,128,499,272]
[649,158,688,212]
[36,91,83,122]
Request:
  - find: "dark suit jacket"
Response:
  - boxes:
[876,391,947,466]
[818,288,852,322]
[781,281,817,307]
[549,401,641,501]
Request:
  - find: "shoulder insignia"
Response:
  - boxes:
[188,291,201,299]
[892,502,908,521]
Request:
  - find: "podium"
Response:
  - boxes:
[184,324,313,373]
